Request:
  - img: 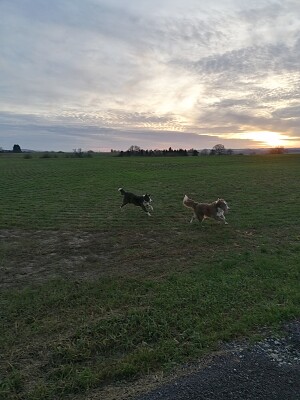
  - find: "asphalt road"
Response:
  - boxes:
[135,321,300,400]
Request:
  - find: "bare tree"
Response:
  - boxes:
[128,145,141,152]
[212,144,226,155]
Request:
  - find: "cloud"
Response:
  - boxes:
[0,111,259,151]
[1,0,300,150]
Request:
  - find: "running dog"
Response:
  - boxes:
[118,188,153,216]
[183,195,229,224]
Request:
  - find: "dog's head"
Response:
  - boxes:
[143,193,152,203]
[216,198,229,213]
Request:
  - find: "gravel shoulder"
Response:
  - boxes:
[134,320,300,400]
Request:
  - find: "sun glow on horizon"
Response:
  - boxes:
[232,131,290,147]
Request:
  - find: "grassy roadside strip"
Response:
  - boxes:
[1,249,299,399]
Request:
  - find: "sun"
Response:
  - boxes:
[244,131,286,147]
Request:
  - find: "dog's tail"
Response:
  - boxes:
[183,195,197,210]
[118,188,126,195]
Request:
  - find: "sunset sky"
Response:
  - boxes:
[1,0,300,151]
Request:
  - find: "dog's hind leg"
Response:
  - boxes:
[195,213,205,224]
[120,200,128,209]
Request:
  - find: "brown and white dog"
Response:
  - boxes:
[183,195,229,224]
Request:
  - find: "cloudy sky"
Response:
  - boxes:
[1,0,300,151]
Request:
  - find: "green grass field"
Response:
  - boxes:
[0,153,300,399]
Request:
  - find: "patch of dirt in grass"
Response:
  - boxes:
[0,228,218,289]
[1,225,298,290]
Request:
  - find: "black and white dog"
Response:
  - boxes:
[118,188,153,216]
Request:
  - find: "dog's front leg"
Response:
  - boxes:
[144,202,153,211]
[141,204,151,216]
[216,209,228,224]
[190,213,196,223]
[217,215,228,224]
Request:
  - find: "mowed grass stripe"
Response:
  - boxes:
[1,154,300,229]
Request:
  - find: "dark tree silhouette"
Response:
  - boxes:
[212,144,226,155]
[13,144,22,153]
[269,146,285,154]
[128,145,141,152]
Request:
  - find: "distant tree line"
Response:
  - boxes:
[268,146,286,154]
[114,144,234,157]
[0,144,287,157]
[117,146,189,157]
